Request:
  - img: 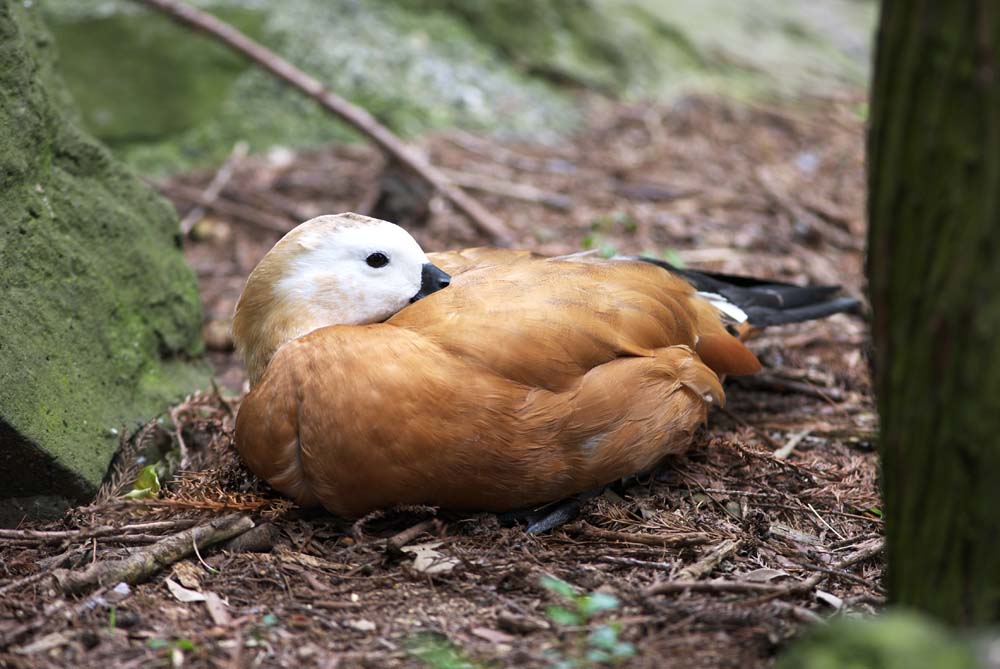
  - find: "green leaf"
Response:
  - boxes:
[174,639,196,651]
[408,633,481,669]
[586,648,612,664]
[147,638,170,650]
[588,625,620,650]
[262,613,279,627]
[540,575,576,600]
[611,641,636,659]
[599,244,618,259]
[124,465,161,499]
[579,592,620,617]
[581,234,597,250]
[546,605,581,626]
[869,507,883,517]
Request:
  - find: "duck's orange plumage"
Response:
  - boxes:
[233,213,854,518]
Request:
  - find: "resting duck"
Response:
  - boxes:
[233,213,857,519]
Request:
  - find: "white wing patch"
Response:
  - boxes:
[697,291,748,323]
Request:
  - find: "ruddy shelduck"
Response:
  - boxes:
[233,213,857,518]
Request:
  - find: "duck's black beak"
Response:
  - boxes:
[410,263,451,303]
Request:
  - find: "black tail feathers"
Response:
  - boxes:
[639,257,862,328]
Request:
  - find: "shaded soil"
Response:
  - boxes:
[0,95,878,669]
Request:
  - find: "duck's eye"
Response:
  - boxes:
[366,252,389,268]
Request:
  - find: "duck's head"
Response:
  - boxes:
[233,212,451,385]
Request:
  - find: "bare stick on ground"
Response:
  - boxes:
[51,514,254,595]
[180,140,249,234]
[573,523,715,548]
[676,539,741,581]
[134,0,512,245]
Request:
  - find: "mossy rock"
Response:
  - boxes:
[0,1,207,525]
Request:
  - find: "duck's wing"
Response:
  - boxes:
[389,255,761,388]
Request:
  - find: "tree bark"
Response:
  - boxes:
[868,1,1000,625]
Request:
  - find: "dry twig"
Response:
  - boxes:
[180,140,249,234]
[51,514,254,595]
[135,0,512,245]
[573,523,715,548]
[676,539,741,581]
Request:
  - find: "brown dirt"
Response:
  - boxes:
[0,94,878,669]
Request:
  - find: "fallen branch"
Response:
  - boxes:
[675,539,741,581]
[135,0,512,245]
[440,169,573,211]
[51,514,254,595]
[180,140,248,234]
[573,523,715,548]
[385,519,438,555]
[773,428,814,460]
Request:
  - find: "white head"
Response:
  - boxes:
[233,213,450,385]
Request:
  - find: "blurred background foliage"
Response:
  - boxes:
[40,0,875,175]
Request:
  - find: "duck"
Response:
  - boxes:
[233,212,858,519]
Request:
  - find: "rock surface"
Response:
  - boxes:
[0,2,207,524]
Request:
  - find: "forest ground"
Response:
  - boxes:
[0,94,879,669]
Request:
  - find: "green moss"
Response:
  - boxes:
[778,612,979,669]
[0,2,207,510]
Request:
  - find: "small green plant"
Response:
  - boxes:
[540,576,636,668]
[124,464,162,499]
[408,633,483,669]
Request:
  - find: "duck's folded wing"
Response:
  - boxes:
[389,256,758,388]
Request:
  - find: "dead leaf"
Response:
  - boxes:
[401,541,459,574]
[346,619,376,632]
[815,589,844,609]
[16,632,70,655]
[471,627,516,645]
[165,578,206,603]
[172,561,202,589]
[203,591,232,626]
[742,568,789,583]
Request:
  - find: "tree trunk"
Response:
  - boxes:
[868,2,1000,624]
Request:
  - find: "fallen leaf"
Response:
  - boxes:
[16,632,70,655]
[815,589,844,609]
[203,591,231,626]
[172,561,202,589]
[165,578,206,603]
[401,541,459,574]
[346,619,376,632]
[471,627,515,645]
[742,568,789,583]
